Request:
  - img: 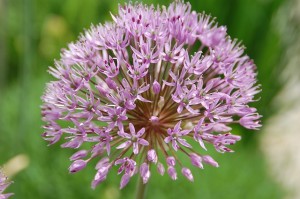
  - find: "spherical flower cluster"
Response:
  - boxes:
[41,1,261,189]
[0,170,13,199]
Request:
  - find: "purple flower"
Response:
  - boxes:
[164,121,192,151]
[116,123,149,155]
[41,1,261,189]
[0,170,13,199]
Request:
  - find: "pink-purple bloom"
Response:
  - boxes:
[0,170,13,199]
[41,1,261,189]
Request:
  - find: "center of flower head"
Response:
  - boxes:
[42,1,261,190]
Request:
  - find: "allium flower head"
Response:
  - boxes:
[41,1,261,189]
[0,170,13,199]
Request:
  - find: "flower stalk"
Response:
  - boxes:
[135,176,148,199]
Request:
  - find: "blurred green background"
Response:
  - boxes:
[0,0,288,198]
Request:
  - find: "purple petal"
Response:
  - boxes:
[70,150,88,161]
[177,138,192,148]
[136,128,146,137]
[172,140,179,151]
[174,121,182,132]
[129,123,136,135]
[138,138,149,146]
[92,166,109,189]
[116,140,131,149]
[164,136,172,143]
[120,174,131,189]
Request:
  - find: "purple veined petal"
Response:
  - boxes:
[177,138,192,148]
[164,136,172,143]
[177,105,184,114]
[70,150,88,161]
[115,158,126,165]
[118,131,131,139]
[200,100,210,110]
[186,105,198,114]
[163,80,175,87]
[167,166,177,180]
[120,173,131,189]
[194,133,207,151]
[105,77,118,90]
[131,46,144,58]
[0,183,11,193]
[69,159,87,173]
[205,78,216,91]
[174,121,182,132]
[136,128,146,137]
[116,140,132,150]
[181,168,194,182]
[106,143,111,155]
[61,137,83,149]
[138,138,149,146]
[137,95,152,103]
[133,142,139,154]
[95,157,110,170]
[212,123,231,132]
[157,162,165,175]
[172,140,179,151]
[138,84,150,94]
[169,70,177,81]
[178,129,191,136]
[194,117,204,132]
[172,95,181,103]
[129,123,136,135]
[167,128,173,135]
[107,122,116,131]
[92,166,109,189]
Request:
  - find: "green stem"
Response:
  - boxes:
[135,177,147,199]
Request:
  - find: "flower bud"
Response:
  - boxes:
[157,162,165,175]
[181,168,194,182]
[166,156,176,166]
[190,153,203,169]
[69,150,88,161]
[69,159,87,173]
[202,155,219,167]
[147,149,158,163]
[152,80,161,94]
[167,166,177,180]
[140,163,150,184]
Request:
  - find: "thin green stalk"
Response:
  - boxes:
[135,177,147,199]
